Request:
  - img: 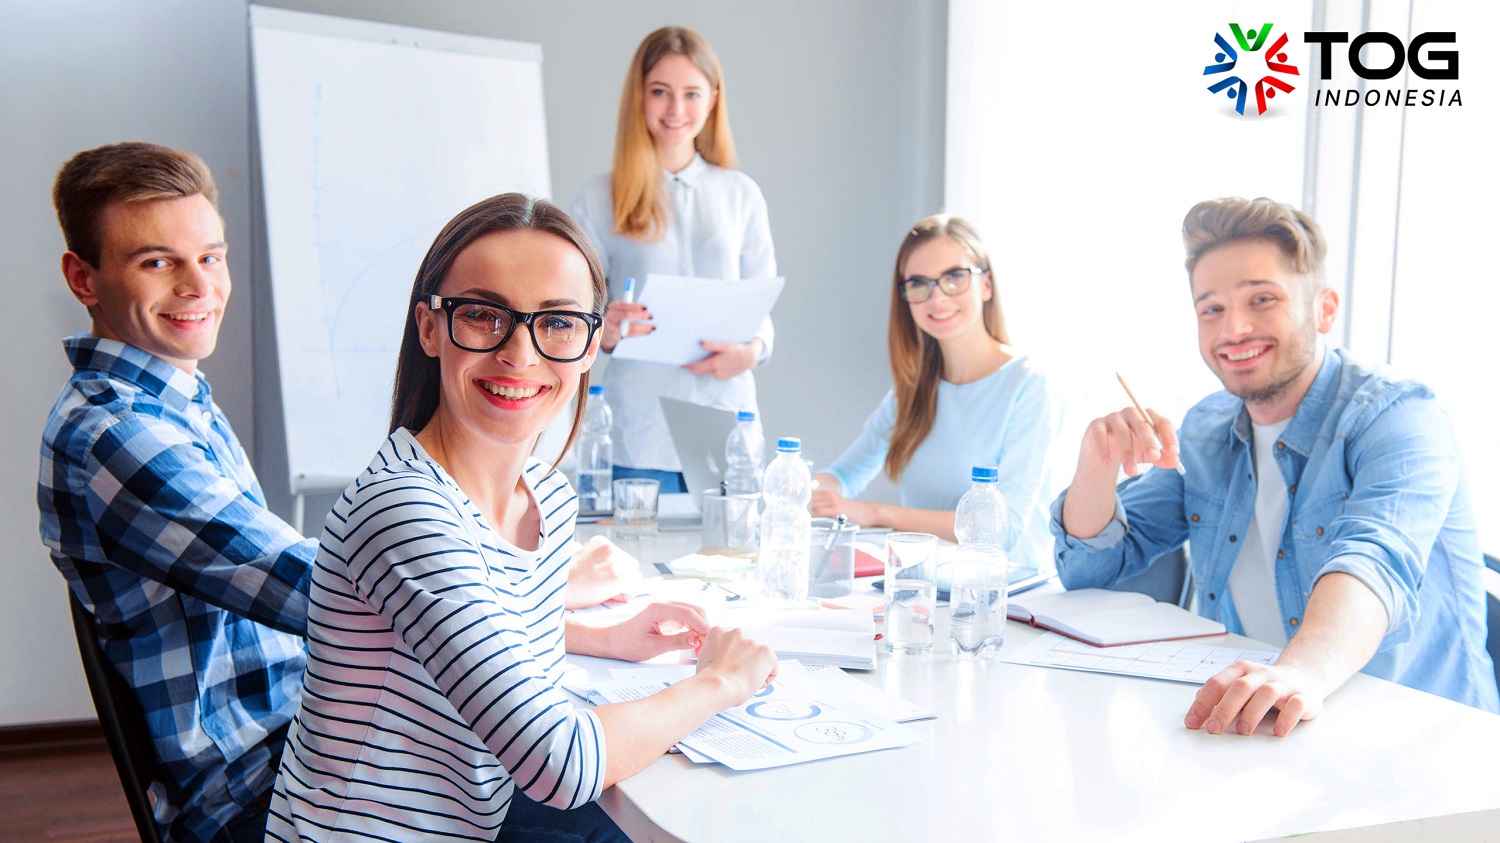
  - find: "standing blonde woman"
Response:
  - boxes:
[811,214,1063,573]
[570,25,776,492]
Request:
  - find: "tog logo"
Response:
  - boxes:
[1307,31,1461,107]
[1203,23,1301,117]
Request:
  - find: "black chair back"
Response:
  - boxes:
[69,593,165,843]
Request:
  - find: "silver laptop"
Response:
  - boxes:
[659,397,743,528]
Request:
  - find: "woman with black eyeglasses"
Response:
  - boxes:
[266,193,775,843]
[811,214,1063,572]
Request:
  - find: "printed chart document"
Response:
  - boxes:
[611,273,785,366]
[1008,588,1226,646]
[1006,631,1278,684]
[583,668,919,771]
[799,664,935,723]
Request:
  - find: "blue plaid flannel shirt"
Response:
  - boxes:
[38,335,315,843]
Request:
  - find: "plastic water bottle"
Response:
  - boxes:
[950,466,1010,657]
[724,411,765,495]
[759,437,812,603]
[954,466,1009,546]
[575,385,613,511]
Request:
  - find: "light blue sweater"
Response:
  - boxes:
[824,355,1063,573]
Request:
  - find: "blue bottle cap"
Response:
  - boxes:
[776,436,802,453]
[971,466,999,482]
[588,385,605,396]
[737,411,757,422]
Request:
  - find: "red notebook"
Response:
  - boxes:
[853,545,884,578]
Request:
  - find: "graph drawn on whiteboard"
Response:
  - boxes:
[250,7,551,492]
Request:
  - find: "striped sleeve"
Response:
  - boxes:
[331,474,605,809]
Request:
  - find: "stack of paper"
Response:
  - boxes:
[1005,632,1278,684]
[571,662,921,771]
[715,606,878,671]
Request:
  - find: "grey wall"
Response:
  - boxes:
[0,0,944,726]
[251,0,946,521]
[0,0,257,724]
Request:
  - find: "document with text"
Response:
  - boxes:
[1005,631,1279,684]
[580,667,919,771]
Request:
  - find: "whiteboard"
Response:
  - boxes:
[250,7,551,492]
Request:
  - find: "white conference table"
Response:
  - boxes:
[579,522,1500,843]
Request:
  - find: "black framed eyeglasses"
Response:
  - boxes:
[424,295,602,363]
[899,266,988,303]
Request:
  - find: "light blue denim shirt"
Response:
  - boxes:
[1050,348,1498,712]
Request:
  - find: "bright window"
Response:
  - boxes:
[1388,2,1500,552]
[947,1,1313,439]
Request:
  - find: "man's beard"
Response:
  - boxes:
[1221,324,1320,406]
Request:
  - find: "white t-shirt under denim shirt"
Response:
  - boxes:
[569,154,777,471]
[1228,417,1293,648]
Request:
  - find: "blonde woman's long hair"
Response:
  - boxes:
[611,26,737,241]
[884,214,1010,481]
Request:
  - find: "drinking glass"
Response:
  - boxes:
[700,491,759,555]
[884,532,938,654]
[611,478,660,540]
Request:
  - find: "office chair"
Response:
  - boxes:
[1117,546,1191,606]
[69,593,165,843]
[1484,555,1500,695]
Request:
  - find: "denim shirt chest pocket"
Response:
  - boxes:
[1290,489,1350,567]
[1288,489,1349,609]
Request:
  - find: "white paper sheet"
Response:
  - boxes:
[585,670,918,771]
[1005,631,1279,684]
[611,274,786,365]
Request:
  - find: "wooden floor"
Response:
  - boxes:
[0,744,137,842]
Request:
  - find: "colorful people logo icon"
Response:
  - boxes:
[1203,24,1301,116]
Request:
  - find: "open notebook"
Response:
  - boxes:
[1007,588,1225,647]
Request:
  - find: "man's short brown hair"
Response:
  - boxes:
[1182,197,1326,283]
[52,142,219,267]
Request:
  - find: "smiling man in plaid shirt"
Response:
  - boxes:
[37,142,315,843]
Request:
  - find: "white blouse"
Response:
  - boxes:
[570,154,778,471]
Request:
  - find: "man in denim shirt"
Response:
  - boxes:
[1052,197,1498,738]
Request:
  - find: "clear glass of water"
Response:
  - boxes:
[884,532,938,654]
[700,491,759,556]
[948,543,1008,658]
[611,478,660,540]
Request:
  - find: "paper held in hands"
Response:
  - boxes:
[1007,588,1226,647]
[611,273,786,366]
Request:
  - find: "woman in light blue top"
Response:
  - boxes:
[812,214,1062,573]
[570,26,776,492]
